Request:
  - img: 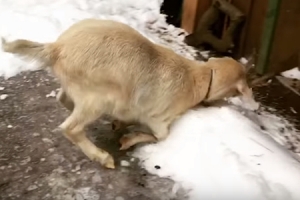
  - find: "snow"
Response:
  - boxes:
[0,94,8,100]
[1,1,300,200]
[239,57,248,65]
[133,106,300,200]
[0,0,199,79]
[120,160,131,167]
[281,67,300,81]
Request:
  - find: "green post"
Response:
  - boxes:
[256,0,282,75]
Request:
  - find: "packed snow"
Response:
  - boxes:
[1,1,300,200]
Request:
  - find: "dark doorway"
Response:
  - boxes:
[160,0,184,28]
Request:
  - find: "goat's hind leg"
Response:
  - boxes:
[59,104,115,169]
[56,88,74,111]
[111,120,136,131]
[119,119,170,150]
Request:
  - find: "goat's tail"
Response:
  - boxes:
[1,38,58,68]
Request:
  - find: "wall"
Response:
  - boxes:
[181,0,300,74]
[267,0,300,73]
[181,0,268,57]
[234,0,268,57]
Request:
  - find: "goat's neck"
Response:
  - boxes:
[188,61,212,106]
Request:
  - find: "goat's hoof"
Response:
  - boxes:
[119,140,131,150]
[103,155,115,169]
[119,134,135,150]
[88,150,115,169]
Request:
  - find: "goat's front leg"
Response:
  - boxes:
[119,119,170,150]
[119,132,157,150]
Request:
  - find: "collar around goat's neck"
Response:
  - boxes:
[204,69,214,100]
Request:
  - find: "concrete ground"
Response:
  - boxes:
[0,69,299,200]
[0,71,187,200]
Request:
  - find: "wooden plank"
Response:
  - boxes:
[276,76,300,97]
[243,0,269,58]
[181,0,213,33]
[181,0,269,62]
[230,0,253,57]
[267,0,300,73]
[194,0,212,30]
[256,0,281,74]
[181,0,200,33]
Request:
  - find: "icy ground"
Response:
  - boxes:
[0,0,300,200]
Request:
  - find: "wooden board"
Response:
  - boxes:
[267,0,300,73]
[181,0,268,59]
[181,0,213,33]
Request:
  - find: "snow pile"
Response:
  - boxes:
[0,0,198,79]
[133,106,300,200]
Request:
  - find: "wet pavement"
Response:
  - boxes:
[0,71,186,200]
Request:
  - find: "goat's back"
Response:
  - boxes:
[52,19,196,120]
